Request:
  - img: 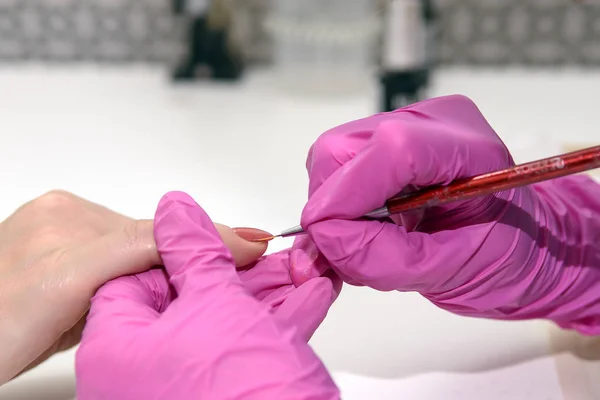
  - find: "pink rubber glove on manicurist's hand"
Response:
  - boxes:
[76,192,340,400]
[300,94,600,334]
[240,247,342,342]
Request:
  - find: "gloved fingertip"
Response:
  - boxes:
[290,237,330,287]
[290,252,319,286]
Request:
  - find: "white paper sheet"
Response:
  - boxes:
[332,357,564,400]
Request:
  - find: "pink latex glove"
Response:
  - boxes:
[238,248,341,342]
[76,192,340,399]
[300,94,600,335]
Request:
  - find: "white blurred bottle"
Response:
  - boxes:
[266,0,379,96]
[380,0,435,111]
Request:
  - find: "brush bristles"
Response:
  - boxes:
[251,235,276,243]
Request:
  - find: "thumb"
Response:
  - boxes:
[153,191,242,297]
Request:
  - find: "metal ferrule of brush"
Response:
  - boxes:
[363,206,391,219]
[279,206,390,238]
[279,225,305,238]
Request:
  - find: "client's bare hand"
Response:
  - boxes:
[0,190,270,384]
[0,191,161,383]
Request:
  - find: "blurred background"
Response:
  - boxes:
[0,0,599,398]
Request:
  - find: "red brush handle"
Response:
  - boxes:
[386,145,600,214]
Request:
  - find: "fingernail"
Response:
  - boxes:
[232,227,273,242]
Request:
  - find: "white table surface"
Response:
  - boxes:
[0,65,598,399]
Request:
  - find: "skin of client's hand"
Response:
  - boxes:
[76,192,341,399]
[0,190,160,383]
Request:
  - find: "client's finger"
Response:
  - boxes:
[215,224,268,267]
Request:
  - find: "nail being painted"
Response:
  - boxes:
[232,228,274,242]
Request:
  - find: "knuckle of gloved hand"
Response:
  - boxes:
[374,119,415,149]
[446,93,477,108]
[372,121,418,169]
[487,139,512,163]
[425,93,479,113]
[309,132,350,171]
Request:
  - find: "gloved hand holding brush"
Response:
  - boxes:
[299,94,600,335]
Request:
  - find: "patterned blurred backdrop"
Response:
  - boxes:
[437,0,600,66]
[1,0,599,66]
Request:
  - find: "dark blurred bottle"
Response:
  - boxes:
[172,0,244,81]
[379,0,437,111]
